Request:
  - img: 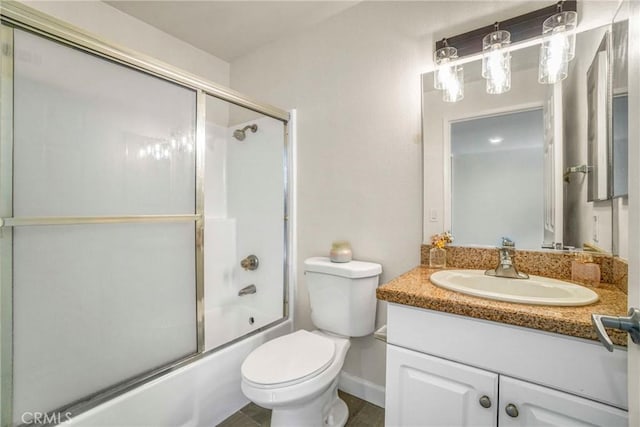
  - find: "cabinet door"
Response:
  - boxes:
[386,345,498,427]
[498,376,627,426]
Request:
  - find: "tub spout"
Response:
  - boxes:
[238,284,257,296]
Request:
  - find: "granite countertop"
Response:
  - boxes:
[377,266,629,346]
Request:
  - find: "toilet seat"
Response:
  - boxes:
[241,330,336,389]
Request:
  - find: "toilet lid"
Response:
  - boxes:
[241,330,336,387]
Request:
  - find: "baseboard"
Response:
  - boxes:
[338,371,385,408]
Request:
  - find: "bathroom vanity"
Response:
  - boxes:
[378,266,629,426]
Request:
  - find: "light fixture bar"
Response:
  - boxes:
[435,1,577,58]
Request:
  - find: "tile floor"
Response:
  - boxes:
[217,391,384,427]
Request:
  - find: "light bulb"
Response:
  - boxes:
[482,30,511,94]
[538,11,576,84]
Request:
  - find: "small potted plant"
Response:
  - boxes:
[430,231,453,268]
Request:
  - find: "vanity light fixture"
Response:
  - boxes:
[433,1,577,101]
[482,24,511,94]
[434,40,464,102]
[538,2,577,84]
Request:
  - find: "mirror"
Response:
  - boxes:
[586,33,610,202]
[611,1,629,258]
[422,16,629,255]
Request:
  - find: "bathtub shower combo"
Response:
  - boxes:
[0,4,292,426]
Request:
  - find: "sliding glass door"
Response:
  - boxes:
[0,3,290,423]
[6,28,199,421]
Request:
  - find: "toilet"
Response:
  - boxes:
[240,256,382,427]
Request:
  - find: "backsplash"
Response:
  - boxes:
[420,245,628,293]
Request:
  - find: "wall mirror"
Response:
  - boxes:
[586,33,610,202]
[611,7,629,200]
[423,13,629,257]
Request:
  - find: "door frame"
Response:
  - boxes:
[626,0,640,423]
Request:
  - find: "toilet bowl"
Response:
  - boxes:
[240,257,382,427]
[241,330,350,426]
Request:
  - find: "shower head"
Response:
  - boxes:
[233,124,258,141]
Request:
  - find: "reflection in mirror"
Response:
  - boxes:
[586,34,610,202]
[423,22,628,255]
[563,26,612,253]
[611,1,629,258]
[612,94,628,198]
[450,109,543,249]
[612,9,629,199]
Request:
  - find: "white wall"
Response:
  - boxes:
[230,2,427,394]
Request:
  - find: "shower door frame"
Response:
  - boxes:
[0,3,291,426]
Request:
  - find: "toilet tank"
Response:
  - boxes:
[304,257,382,337]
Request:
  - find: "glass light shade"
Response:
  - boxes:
[442,64,464,102]
[538,11,577,84]
[482,30,512,94]
[434,46,458,90]
[538,43,569,83]
[543,11,577,60]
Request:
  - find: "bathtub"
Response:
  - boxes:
[64,319,292,426]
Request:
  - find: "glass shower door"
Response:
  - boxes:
[5,27,200,421]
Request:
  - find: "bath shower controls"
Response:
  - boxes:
[241,255,259,271]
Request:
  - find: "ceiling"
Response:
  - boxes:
[106,1,362,62]
[106,1,619,66]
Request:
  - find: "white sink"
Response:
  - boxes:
[430,269,599,306]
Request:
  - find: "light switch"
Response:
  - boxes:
[429,208,438,222]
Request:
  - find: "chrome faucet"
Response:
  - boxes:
[485,237,529,279]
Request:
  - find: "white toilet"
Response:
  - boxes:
[240,256,382,427]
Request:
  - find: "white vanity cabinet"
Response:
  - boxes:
[498,376,627,426]
[386,345,498,426]
[385,303,628,427]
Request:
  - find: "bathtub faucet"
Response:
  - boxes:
[240,255,259,271]
[238,284,257,296]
